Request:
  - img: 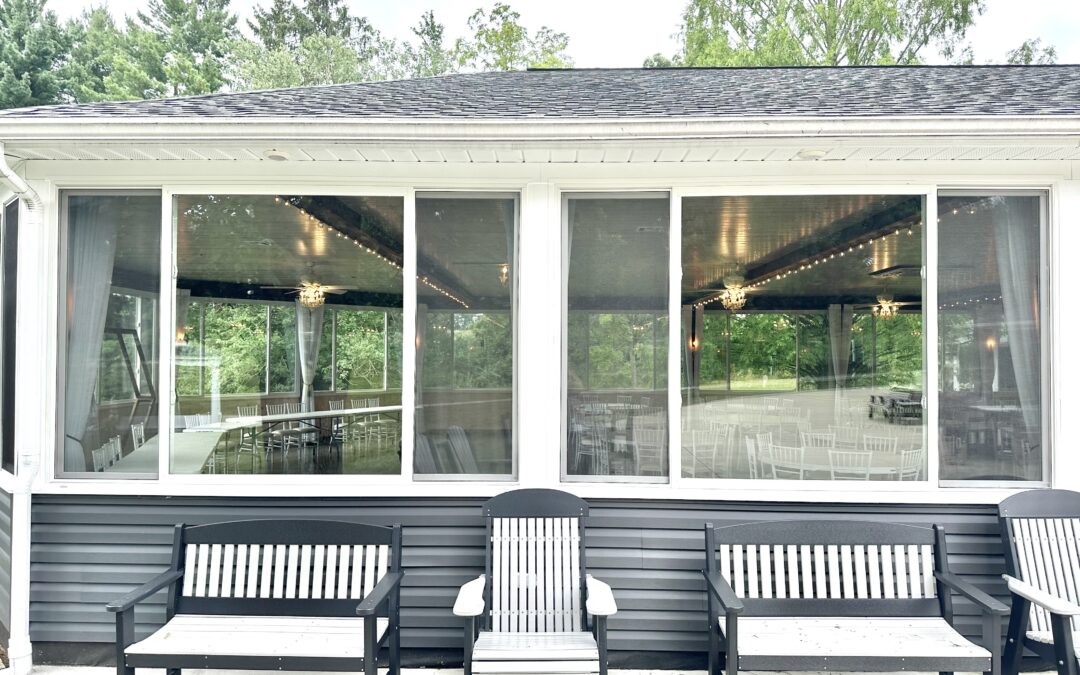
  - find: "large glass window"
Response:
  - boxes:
[60,192,161,476]
[172,194,404,475]
[938,192,1045,482]
[681,195,926,481]
[1,199,17,474]
[565,194,670,480]
[415,194,516,477]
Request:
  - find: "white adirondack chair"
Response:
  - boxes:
[453,489,617,675]
[999,489,1080,675]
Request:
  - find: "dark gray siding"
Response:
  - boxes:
[29,495,1007,658]
[0,487,11,642]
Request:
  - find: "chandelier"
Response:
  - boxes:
[297,282,327,309]
[498,263,510,286]
[873,295,899,320]
[720,285,747,311]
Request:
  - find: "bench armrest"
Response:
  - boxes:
[454,574,487,617]
[106,569,184,613]
[1004,574,1080,616]
[586,574,617,617]
[703,570,744,615]
[935,571,1008,615]
[355,571,403,617]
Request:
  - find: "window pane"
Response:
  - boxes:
[566,195,669,479]
[173,194,404,475]
[1,199,17,474]
[61,193,161,476]
[938,193,1044,482]
[681,195,926,481]
[415,195,516,476]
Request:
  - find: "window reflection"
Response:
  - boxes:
[565,195,670,480]
[681,195,926,481]
[938,193,1044,482]
[171,194,404,475]
[61,192,161,476]
[415,194,516,477]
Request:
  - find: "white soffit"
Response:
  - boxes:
[8,140,1080,163]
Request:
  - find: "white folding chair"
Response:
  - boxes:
[800,431,835,449]
[766,444,805,480]
[863,434,899,454]
[828,449,872,480]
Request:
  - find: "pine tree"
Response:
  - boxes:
[0,0,70,109]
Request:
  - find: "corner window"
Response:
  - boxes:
[59,191,162,476]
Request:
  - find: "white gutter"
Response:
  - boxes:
[0,142,41,675]
[2,115,1080,144]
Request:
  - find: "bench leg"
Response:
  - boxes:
[983,610,1002,675]
[115,607,135,675]
[364,616,377,675]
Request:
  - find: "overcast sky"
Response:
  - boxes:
[51,0,1080,68]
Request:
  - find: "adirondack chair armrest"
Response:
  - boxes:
[1004,574,1080,616]
[106,569,184,613]
[355,571,403,617]
[935,571,1008,615]
[453,574,487,617]
[703,569,744,615]
[585,574,617,616]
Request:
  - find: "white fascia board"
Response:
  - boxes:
[2,115,1080,144]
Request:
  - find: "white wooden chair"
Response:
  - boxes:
[827,449,872,480]
[862,434,899,454]
[453,489,617,675]
[130,423,146,450]
[898,447,924,480]
[765,444,804,480]
[800,431,835,449]
[999,489,1080,675]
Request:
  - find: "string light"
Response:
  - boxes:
[278,196,468,308]
[939,295,1002,310]
[695,224,918,308]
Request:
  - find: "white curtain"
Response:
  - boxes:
[295,300,325,412]
[64,202,118,471]
[992,196,1042,434]
[414,303,429,434]
[827,304,854,388]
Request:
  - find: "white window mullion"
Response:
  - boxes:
[158,190,175,480]
[668,191,682,485]
[924,191,940,486]
[400,189,416,482]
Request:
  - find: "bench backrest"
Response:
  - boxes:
[706,520,948,617]
[999,489,1080,634]
[483,489,589,633]
[169,519,401,617]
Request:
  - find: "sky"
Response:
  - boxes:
[51,0,1080,67]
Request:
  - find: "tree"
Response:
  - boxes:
[403,11,456,78]
[62,7,138,103]
[124,0,238,98]
[229,35,362,90]
[664,0,984,67]
[0,0,70,109]
[454,3,572,71]
[1005,38,1057,65]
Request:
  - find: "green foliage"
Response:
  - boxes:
[1005,38,1057,65]
[334,309,387,391]
[120,0,239,98]
[198,302,266,395]
[228,34,362,90]
[0,0,70,108]
[61,7,136,103]
[405,11,456,78]
[568,312,666,391]
[665,0,985,66]
[455,3,572,71]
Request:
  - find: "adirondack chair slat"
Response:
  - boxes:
[221,544,235,598]
[772,544,785,599]
[786,545,799,599]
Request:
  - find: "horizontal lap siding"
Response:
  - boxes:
[29,495,1005,658]
[0,487,11,640]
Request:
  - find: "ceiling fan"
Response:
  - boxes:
[259,281,360,308]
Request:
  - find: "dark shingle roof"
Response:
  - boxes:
[3,66,1080,120]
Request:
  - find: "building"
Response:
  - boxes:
[0,65,1076,671]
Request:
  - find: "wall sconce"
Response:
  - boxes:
[689,337,700,352]
[985,336,997,351]
[175,328,187,345]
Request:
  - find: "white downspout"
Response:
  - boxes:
[0,142,41,675]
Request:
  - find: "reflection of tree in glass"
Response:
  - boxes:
[587,313,666,390]
[453,312,511,389]
[335,309,387,391]
[268,306,297,392]
[202,303,267,394]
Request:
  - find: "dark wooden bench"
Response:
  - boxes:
[703,520,1007,675]
[106,519,402,675]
